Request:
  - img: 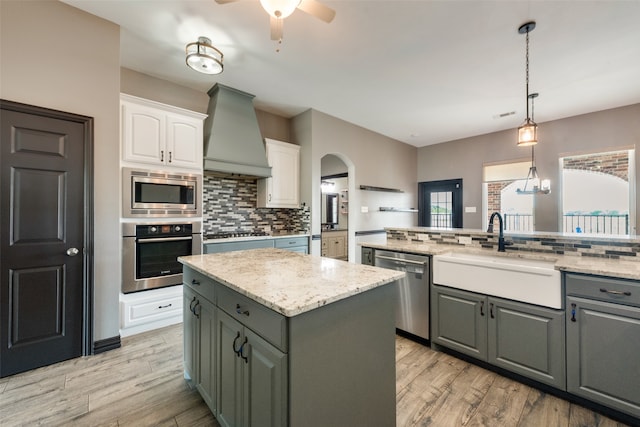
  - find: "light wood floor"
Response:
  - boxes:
[0,324,632,427]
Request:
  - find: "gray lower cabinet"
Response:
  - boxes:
[566,273,640,418]
[204,236,309,255]
[274,236,308,254]
[432,284,566,389]
[361,247,374,265]
[217,309,287,427]
[183,285,199,385]
[184,283,217,415]
[183,265,396,427]
[204,239,274,254]
[431,285,487,360]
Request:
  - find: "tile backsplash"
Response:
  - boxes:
[203,173,310,234]
[387,228,640,260]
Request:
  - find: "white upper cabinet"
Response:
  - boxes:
[121,94,206,171]
[257,139,300,208]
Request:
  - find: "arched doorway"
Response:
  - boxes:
[320,154,349,260]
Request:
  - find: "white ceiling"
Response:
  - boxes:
[61,0,640,147]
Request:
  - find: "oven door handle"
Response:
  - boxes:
[137,236,193,243]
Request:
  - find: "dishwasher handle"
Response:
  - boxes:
[374,254,426,266]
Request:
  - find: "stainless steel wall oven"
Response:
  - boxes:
[122,167,202,218]
[122,222,202,293]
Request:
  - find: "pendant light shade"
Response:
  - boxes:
[518,119,538,147]
[517,21,537,147]
[186,37,223,75]
[517,92,550,195]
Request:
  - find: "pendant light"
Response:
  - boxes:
[185,37,224,75]
[517,93,551,194]
[517,21,537,146]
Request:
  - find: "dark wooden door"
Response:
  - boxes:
[418,179,463,228]
[0,100,91,377]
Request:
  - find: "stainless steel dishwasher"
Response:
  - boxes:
[374,249,429,340]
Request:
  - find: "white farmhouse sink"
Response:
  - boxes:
[433,252,562,309]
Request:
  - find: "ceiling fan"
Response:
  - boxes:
[215,0,336,41]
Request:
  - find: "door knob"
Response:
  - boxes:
[66,247,79,256]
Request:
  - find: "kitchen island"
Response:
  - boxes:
[179,248,404,427]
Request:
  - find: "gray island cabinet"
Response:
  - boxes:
[180,248,404,427]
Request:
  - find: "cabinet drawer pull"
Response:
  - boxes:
[158,303,172,309]
[191,278,200,286]
[236,304,250,316]
[599,288,631,296]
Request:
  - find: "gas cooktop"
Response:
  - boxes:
[204,231,270,240]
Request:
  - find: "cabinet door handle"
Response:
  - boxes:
[480,301,485,316]
[160,150,164,162]
[599,288,631,296]
[191,279,200,286]
[268,194,272,202]
[193,301,200,319]
[239,337,248,363]
[236,303,250,316]
[489,303,494,319]
[232,331,241,356]
[158,303,172,309]
[571,303,577,322]
[168,151,172,163]
[189,296,196,313]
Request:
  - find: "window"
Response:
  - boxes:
[418,179,463,228]
[483,161,534,232]
[561,149,634,235]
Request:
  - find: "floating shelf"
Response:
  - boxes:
[359,185,404,193]
[379,207,418,213]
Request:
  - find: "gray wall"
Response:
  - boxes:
[1,0,121,341]
[418,103,640,233]
[292,109,418,259]
[121,68,292,143]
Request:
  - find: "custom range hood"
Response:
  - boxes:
[203,84,271,178]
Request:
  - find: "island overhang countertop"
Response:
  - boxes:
[179,248,405,317]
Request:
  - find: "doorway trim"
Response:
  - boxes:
[1,99,94,356]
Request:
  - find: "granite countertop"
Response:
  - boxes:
[179,248,404,317]
[361,241,640,280]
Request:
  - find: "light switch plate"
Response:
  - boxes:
[361,206,369,213]
[465,206,477,213]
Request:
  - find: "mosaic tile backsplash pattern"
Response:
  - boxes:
[387,228,640,260]
[203,174,310,235]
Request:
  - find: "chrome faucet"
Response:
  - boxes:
[487,212,506,252]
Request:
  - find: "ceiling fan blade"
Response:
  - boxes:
[270,16,283,41]
[297,0,336,23]
[215,0,241,4]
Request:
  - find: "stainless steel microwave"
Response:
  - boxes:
[122,167,202,218]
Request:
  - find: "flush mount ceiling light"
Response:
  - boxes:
[185,37,223,75]
[517,93,551,195]
[517,21,538,147]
